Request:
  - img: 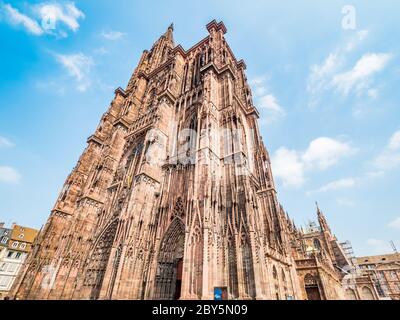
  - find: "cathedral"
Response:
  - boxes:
[10,21,378,300]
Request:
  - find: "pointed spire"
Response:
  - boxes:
[292,219,297,231]
[315,201,332,234]
[316,201,324,221]
[164,23,175,46]
[316,201,321,215]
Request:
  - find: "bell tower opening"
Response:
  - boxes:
[153,218,185,300]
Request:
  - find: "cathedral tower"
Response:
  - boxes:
[12,21,302,300]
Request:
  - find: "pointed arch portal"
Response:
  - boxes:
[153,218,185,300]
[304,273,322,300]
[83,220,118,300]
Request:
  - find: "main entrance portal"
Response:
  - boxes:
[153,218,185,300]
[174,258,183,300]
[304,274,322,300]
[305,286,321,300]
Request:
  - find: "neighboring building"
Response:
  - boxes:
[356,253,400,300]
[288,206,379,300]
[0,223,13,299]
[0,223,11,247]
[0,223,39,299]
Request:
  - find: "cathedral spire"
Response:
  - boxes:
[316,201,325,221]
[145,23,176,73]
[164,22,175,46]
[316,202,332,234]
[315,201,321,215]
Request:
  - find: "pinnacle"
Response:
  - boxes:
[164,22,174,45]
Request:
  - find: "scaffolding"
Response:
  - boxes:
[340,241,355,259]
[390,240,398,253]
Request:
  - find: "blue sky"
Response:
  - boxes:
[0,0,399,257]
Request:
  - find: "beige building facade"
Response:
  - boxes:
[356,253,400,300]
[0,223,38,299]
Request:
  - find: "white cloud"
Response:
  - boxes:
[1,3,43,35]
[272,137,356,188]
[271,147,305,188]
[35,2,84,32]
[55,52,94,92]
[302,137,356,170]
[258,94,286,120]
[388,131,400,151]
[249,76,266,86]
[93,47,109,55]
[365,170,384,178]
[388,217,400,230]
[0,166,21,184]
[332,53,393,96]
[345,29,369,52]
[101,30,125,40]
[374,130,400,171]
[250,76,268,96]
[310,178,356,193]
[307,30,394,105]
[0,2,84,37]
[375,153,400,170]
[35,80,66,95]
[0,136,14,148]
[307,53,341,96]
[367,88,379,99]
[337,198,355,207]
[366,239,393,255]
[307,30,369,100]
[250,76,285,124]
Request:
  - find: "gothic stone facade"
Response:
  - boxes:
[289,208,379,300]
[12,21,312,300]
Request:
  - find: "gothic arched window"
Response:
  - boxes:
[59,182,71,202]
[345,288,357,300]
[361,286,374,300]
[313,238,321,251]
[147,88,157,109]
[207,47,213,63]
[188,115,198,153]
